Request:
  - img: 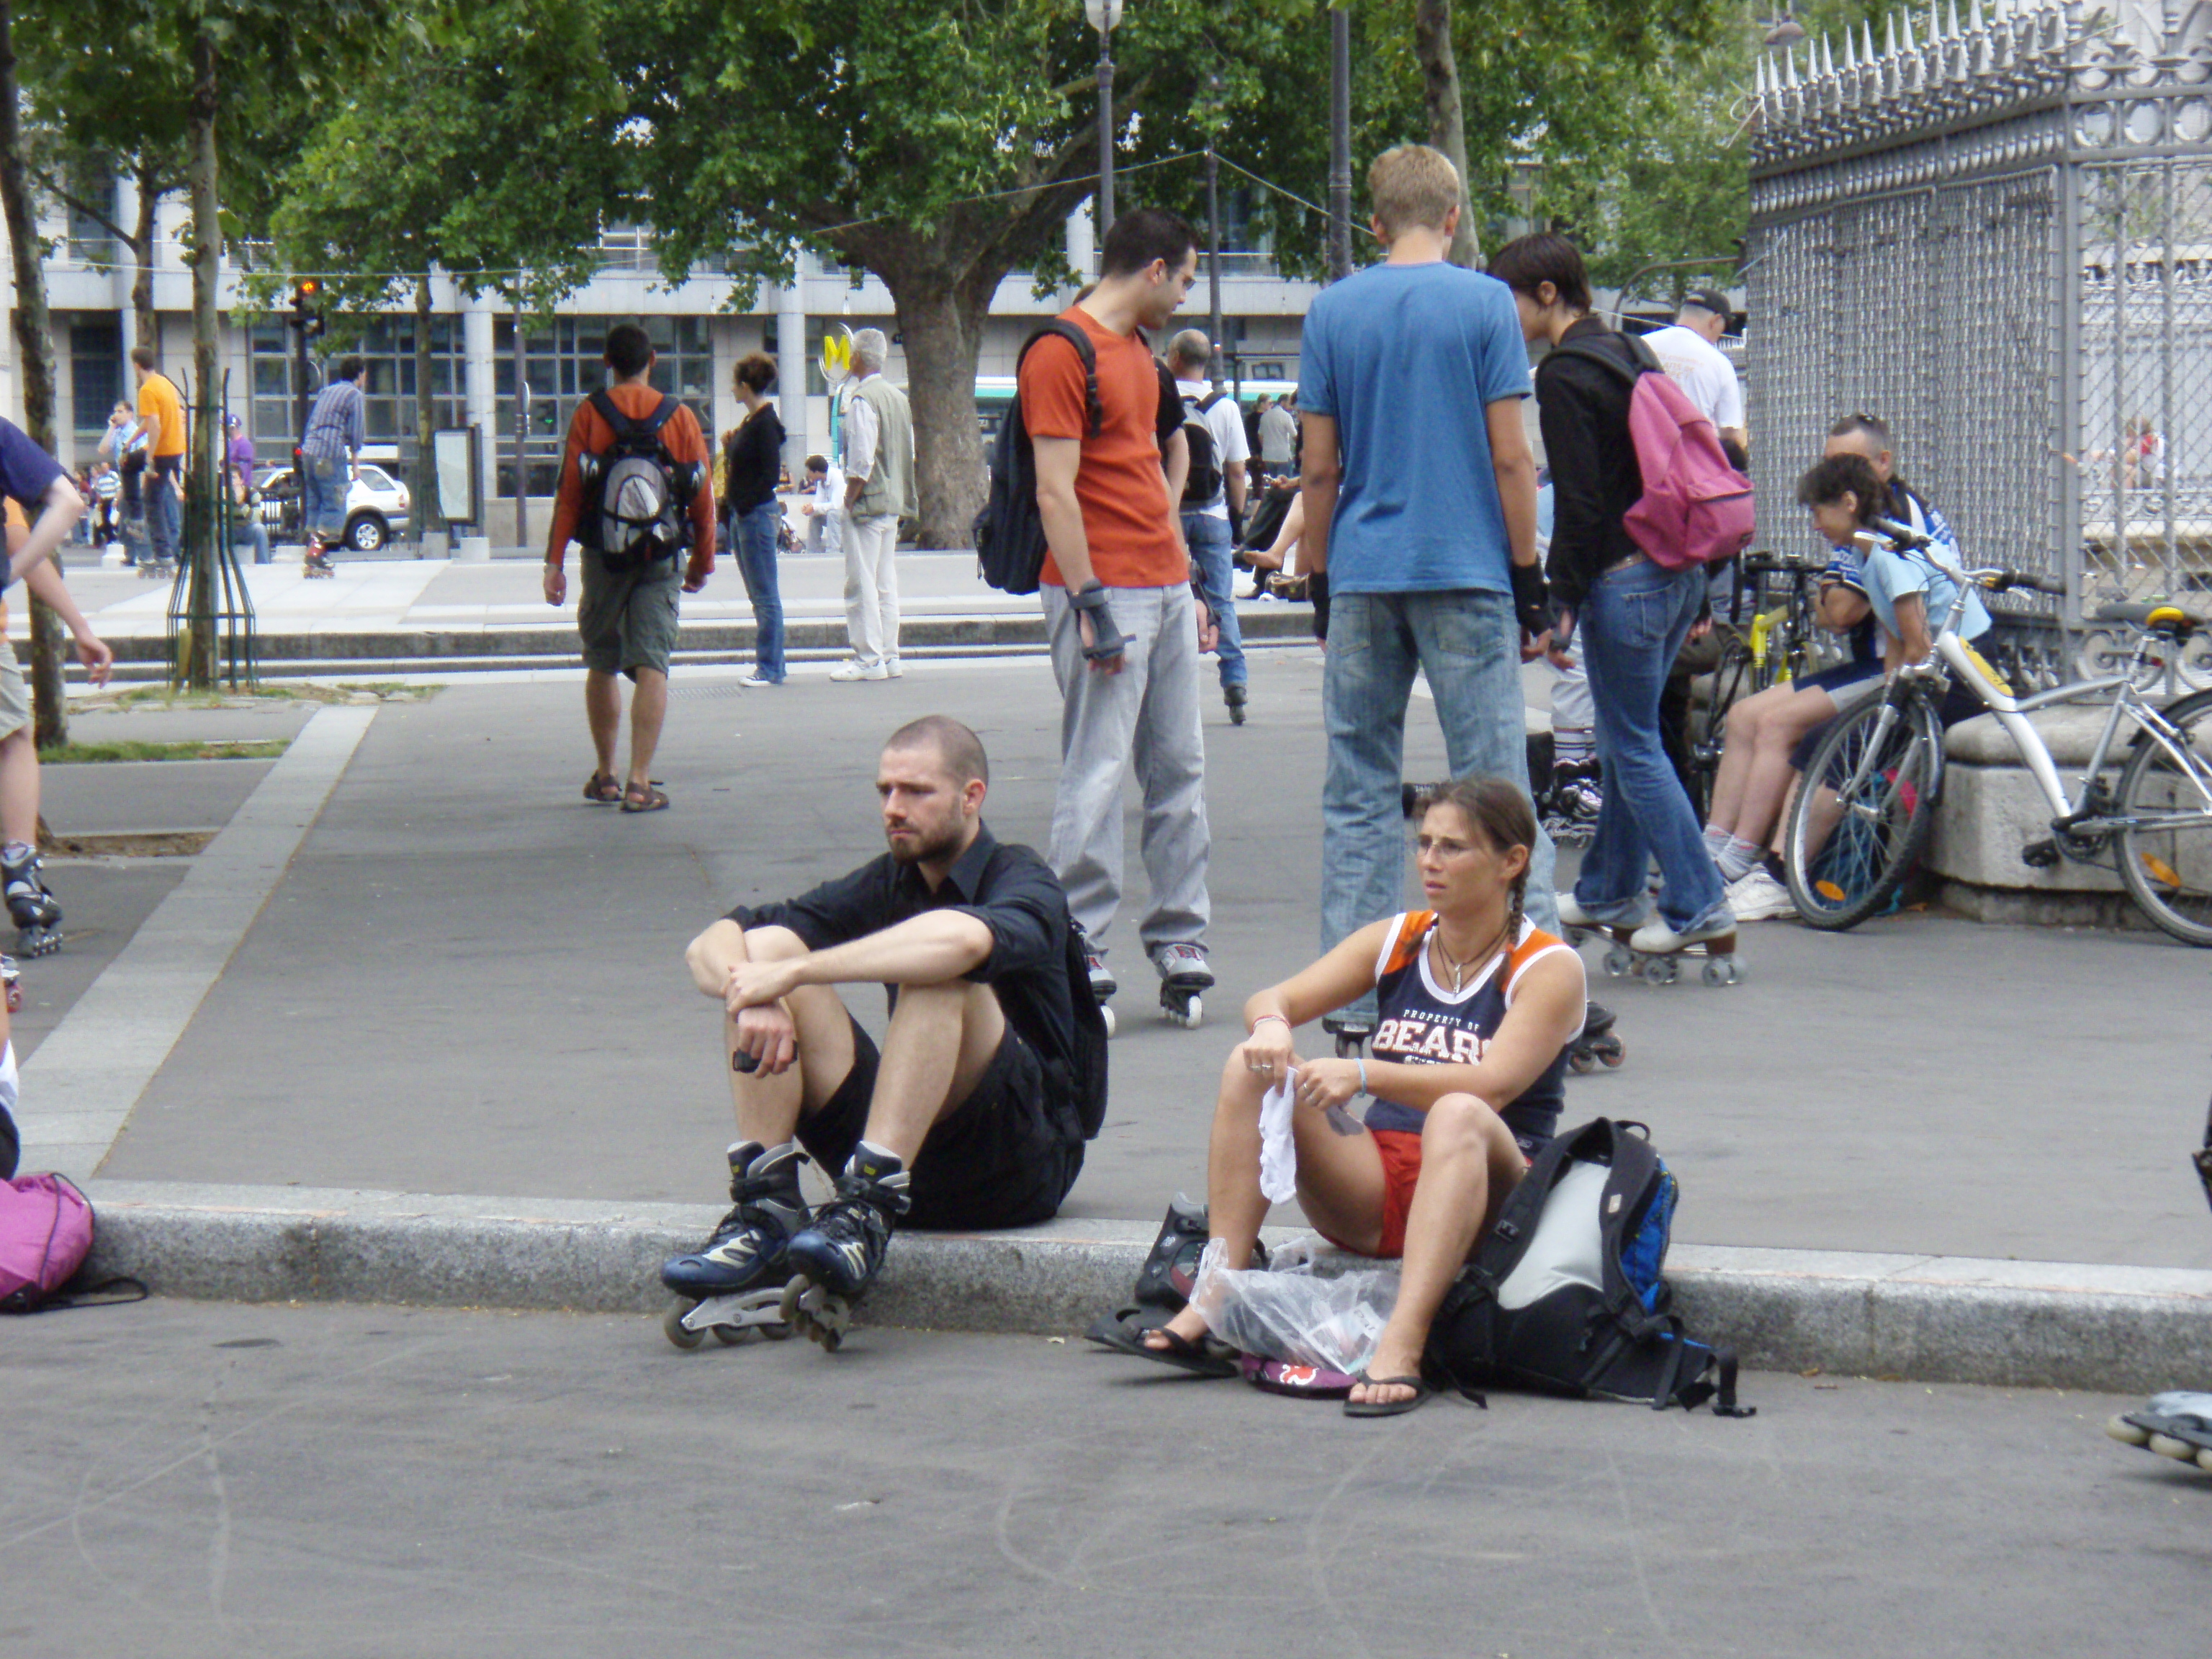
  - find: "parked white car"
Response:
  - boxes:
[253,462,412,552]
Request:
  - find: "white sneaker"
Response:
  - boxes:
[1726,868,1798,922]
[829,660,890,683]
[884,657,903,679]
[739,670,780,689]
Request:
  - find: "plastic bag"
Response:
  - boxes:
[1188,1237,1400,1376]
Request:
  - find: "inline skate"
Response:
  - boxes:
[1322,1012,1375,1057]
[779,1143,910,1352]
[2106,1391,2212,1477]
[1541,759,1603,848]
[1079,926,1117,1038]
[302,538,336,579]
[1567,1001,1626,1072]
[659,1141,810,1349]
[1151,941,1213,1029]
[2,844,62,958]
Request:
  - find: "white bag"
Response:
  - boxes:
[1188,1237,1399,1376]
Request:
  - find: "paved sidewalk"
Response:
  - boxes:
[14,652,2210,1272]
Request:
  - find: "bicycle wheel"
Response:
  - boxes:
[1784,690,1945,931]
[2114,686,2212,947]
[1686,635,1755,823]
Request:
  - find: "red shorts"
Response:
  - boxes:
[1316,1127,1534,1260]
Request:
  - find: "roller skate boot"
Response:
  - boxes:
[1567,1001,1626,1073]
[781,1143,910,1352]
[1224,683,1249,727]
[302,539,336,579]
[2106,1391,2212,1476]
[659,1141,811,1349]
[1322,1012,1374,1057]
[1541,760,1602,848]
[2,844,63,958]
[1555,891,1648,950]
[1151,941,1213,1029]
[1079,927,1117,1038]
[1616,910,1744,987]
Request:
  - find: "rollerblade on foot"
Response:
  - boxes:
[1609,911,1744,987]
[2107,1391,2212,1477]
[780,1143,911,1352]
[1224,683,1249,727]
[660,1141,811,1349]
[1151,941,1213,1029]
[1079,927,1117,1038]
[302,537,336,579]
[1567,1001,1626,1073]
[1322,1012,1374,1058]
[2,844,63,958]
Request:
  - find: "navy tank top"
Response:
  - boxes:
[1362,912,1581,1154]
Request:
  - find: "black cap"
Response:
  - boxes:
[1683,287,1734,321]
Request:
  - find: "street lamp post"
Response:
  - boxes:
[1086,0,1123,240]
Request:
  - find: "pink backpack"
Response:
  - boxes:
[0,1172,128,1313]
[1552,333,1754,570]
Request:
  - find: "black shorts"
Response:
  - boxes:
[798,1014,1084,1231]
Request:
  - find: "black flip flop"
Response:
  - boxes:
[1088,1314,1239,1379]
[1344,1373,1435,1418]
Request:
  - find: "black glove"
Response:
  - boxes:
[1189,562,1216,642]
[1510,560,1555,642]
[1069,582,1128,663]
[1308,568,1330,643]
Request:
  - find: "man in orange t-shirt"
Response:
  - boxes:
[542,323,715,813]
[1021,205,1218,1027]
[130,346,186,568]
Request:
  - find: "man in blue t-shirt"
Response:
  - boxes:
[1297,144,1557,1018]
[0,416,112,964]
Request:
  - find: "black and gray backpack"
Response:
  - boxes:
[1423,1117,1753,1416]
[1179,389,1226,508]
[577,390,700,570]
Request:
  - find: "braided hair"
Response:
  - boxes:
[1413,773,1537,945]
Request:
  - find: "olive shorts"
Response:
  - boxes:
[578,554,681,680]
[0,638,31,743]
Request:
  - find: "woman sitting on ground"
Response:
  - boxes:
[1098,775,1585,1416]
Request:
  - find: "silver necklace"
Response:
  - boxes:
[1431,921,1509,992]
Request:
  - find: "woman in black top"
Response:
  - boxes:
[725,354,786,686]
[1491,233,1730,957]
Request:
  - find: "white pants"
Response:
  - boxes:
[841,512,901,667]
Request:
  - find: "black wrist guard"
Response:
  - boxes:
[1069,582,1128,662]
[1511,560,1555,641]
[1308,569,1330,642]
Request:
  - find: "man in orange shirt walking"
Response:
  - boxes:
[542,323,716,812]
[129,347,186,571]
[1022,207,1218,1029]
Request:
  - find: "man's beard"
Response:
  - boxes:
[887,819,961,865]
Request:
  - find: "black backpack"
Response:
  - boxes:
[1179,389,1227,508]
[974,321,1102,596]
[1422,1118,1753,1416]
[577,390,701,570]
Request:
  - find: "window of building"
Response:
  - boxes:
[492,314,713,496]
[247,315,466,459]
[70,318,123,448]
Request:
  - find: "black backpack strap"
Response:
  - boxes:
[588,390,679,446]
[1017,321,1102,439]
[1548,332,1655,387]
[587,387,635,440]
[1199,389,1228,412]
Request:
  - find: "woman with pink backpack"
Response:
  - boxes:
[1492,233,1746,981]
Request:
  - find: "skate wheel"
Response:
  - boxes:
[759,1319,793,1341]
[1565,926,1588,948]
[1164,995,1201,1030]
[1600,1038,1626,1068]
[1601,945,1633,978]
[1702,961,1727,988]
[1569,1048,1596,1075]
[1645,956,1678,986]
[2149,1433,2199,1462]
[1100,1005,1116,1038]
[662,1305,706,1351]
[817,1326,843,1353]
[2107,1415,2152,1446]
[711,1323,752,1346]
[2198,1447,2212,1475]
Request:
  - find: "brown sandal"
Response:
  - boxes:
[620,781,670,813]
[583,771,622,804]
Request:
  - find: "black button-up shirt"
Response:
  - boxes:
[728,824,1106,1135]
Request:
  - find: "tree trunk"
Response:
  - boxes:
[0,2,70,747]
[413,274,441,549]
[129,159,160,351]
[179,27,221,688]
[882,269,997,550]
[1413,0,1480,268]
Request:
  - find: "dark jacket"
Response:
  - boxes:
[1534,317,1645,613]
[723,404,785,518]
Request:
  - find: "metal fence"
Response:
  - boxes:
[1744,1,2212,684]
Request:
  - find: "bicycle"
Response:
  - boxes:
[1684,549,1831,821]
[1782,519,2212,945]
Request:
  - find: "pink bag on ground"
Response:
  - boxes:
[1,1173,99,1312]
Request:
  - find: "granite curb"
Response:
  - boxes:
[82,1180,2212,1393]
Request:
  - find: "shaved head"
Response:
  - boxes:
[883,715,988,787]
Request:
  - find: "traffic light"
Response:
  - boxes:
[289,278,324,339]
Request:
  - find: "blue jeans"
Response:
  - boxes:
[1181,510,1245,690]
[1322,589,1559,1020]
[302,451,348,541]
[1576,558,1726,931]
[734,498,784,681]
[147,457,181,561]
[234,519,271,565]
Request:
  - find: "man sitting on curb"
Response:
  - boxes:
[662,716,1108,1332]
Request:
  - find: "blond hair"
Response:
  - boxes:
[1368,145,1461,241]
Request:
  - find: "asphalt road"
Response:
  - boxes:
[4,1298,2206,1659]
